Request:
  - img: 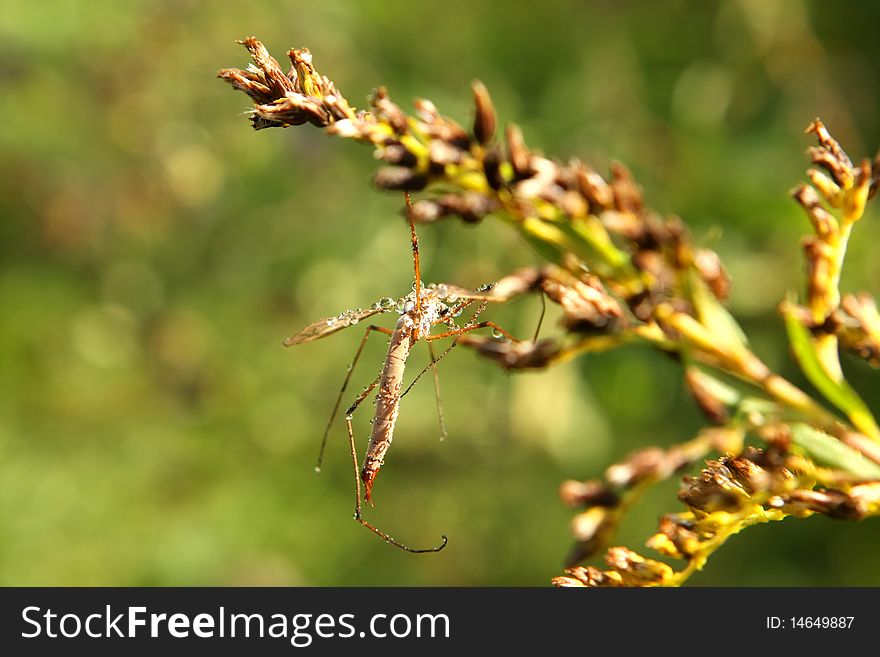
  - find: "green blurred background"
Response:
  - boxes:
[2,0,879,586]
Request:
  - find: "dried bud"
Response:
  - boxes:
[632,249,675,296]
[604,548,674,586]
[373,167,428,191]
[552,566,623,588]
[606,447,666,488]
[570,507,611,543]
[837,293,880,366]
[428,140,465,167]
[220,38,355,129]
[679,461,748,513]
[558,190,588,218]
[773,489,864,520]
[489,267,543,300]
[253,93,332,128]
[371,87,408,134]
[413,98,470,148]
[807,168,843,207]
[850,482,880,506]
[241,36,297,97]
[483,144,506,191]
[505,124,531,180]
[599,210,645,242]
[378,142,418,167]
[559,480,620,508]
[471,81,497,145]
[609,162,643,214]
[806,119,853,174]
[803,236,834,314]
[406,199,444,223]
[456,335,559,369]
[574,162,614,212]
[407,192,500,224]
[792,183,837,237]
[647,515,702,559]
[684,367,730,425]
[724,452,779,493]
[536,269,628,334]
[414,98,439,123]
[693,248,731,301]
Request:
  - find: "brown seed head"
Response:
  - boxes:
[471,80,497,146]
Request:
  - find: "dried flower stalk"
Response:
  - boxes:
[219,39,880,586]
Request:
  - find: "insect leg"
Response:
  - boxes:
[404,191,423,337]
[533,293,547,342]
[400,340,458,400]
[426,341,448,441]
[315,324,393,472]
[345,405,448,554]
[427,321,519,342]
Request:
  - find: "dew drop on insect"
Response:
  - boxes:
[379,296,396,310]
[345,413,353,421]
[350,316,359,325]
[326,317,337,327]
[492,328,504,339]
[314,466,322,473]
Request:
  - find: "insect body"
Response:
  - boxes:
[284,195,514,552]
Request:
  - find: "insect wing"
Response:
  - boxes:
[283,307,384,346]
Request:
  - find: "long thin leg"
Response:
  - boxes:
[344,394,448,554]
[315,324,393,472]
[426,341,448,441]
[401,340,458,400]
[533,293,547,342]
[428,320,519,342]
[404,191,423,337]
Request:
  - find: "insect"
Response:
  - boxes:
[284,193,517,552]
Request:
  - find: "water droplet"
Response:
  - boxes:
[314,466,322,473]
[326,317,337,327]
[345,413,353,421]
[492,328,504,339]
[434,284,448,297]
[350,316,360,325]
[379,296,395,310]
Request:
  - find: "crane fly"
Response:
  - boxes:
[284,192,517,553]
